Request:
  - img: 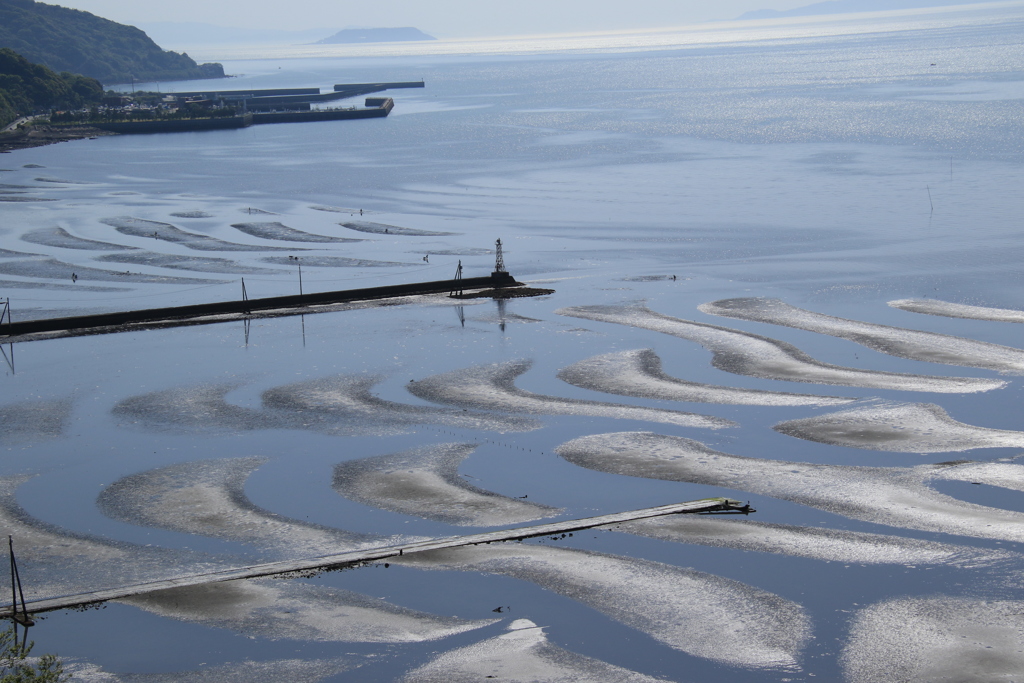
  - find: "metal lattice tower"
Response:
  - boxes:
[494,238,506,273]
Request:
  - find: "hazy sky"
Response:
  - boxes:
[47,0,817,37]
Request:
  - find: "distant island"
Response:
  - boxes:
[317,27,436,44]
[0,0,224,85]
[739,0,989,20]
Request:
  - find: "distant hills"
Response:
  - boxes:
[317,27,436,44]
[0,47,103,128]
[0,0,224,85]
[740,0,991,20]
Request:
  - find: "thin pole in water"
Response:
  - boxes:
[8,536,15,619]
[8,536,32,626]
[926,185,934,214]
[298,265,303,297]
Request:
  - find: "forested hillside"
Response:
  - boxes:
[0,0,224,85]
[0,47,102,128]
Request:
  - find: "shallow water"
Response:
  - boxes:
[3,5,1024,681]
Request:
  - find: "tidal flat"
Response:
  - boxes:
[3,4,1024,681]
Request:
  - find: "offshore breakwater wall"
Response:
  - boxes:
[252,98,393,124]
[1,271,520,341]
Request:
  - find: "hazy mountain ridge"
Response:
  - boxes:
[0,0,224,85]
[740,0,992,20]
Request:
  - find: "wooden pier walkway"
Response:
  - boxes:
[1,497,751,618]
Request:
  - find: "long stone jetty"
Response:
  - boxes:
[1,271,520,343]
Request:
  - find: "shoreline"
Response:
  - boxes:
[0,123,117,153]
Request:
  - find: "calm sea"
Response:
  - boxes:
[2,4,1024,681]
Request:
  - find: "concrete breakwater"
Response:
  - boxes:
[91,112,254,134]
[1,271,522,342]
[251,98,393,124]
[89,98,395,134]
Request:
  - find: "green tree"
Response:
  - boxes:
[0,47,103,127]
[0,628,66,682]
[0,0,224,85]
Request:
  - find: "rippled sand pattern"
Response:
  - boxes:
[68,657,356,682]
[557,432,1024,543]
[774,402,1024,453]
[96,252,281,275]
[926,460,1024,492]
[889,298,1024,323]
[401,619,663,683]
[21,226,136,251]
[842,597,1024,683]
[114,379,535,437]
[0,398,71,443]
[100,217,289,252]
[120,579,492,644]
[333,443,561,526]
[0,476,230,599]
[262,255,413,268]
[97,458,393,557]
[558,349,854,406]
[230,222,362,243]
[0,257,221,284]
[396,544,810,670]
[263,375,538,434]
[341,221,457,236]
[557,304,1004,393]
[614,516,1007,567]
[407,359,735,429]
[701,297,1024,374]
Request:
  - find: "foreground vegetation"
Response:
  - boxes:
[0,628,66,682]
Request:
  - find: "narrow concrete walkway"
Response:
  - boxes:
[1,497,751,617]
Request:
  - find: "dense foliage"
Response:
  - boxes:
[0,0,224,85]
[0,47,103,128]
[0,628,66,682]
